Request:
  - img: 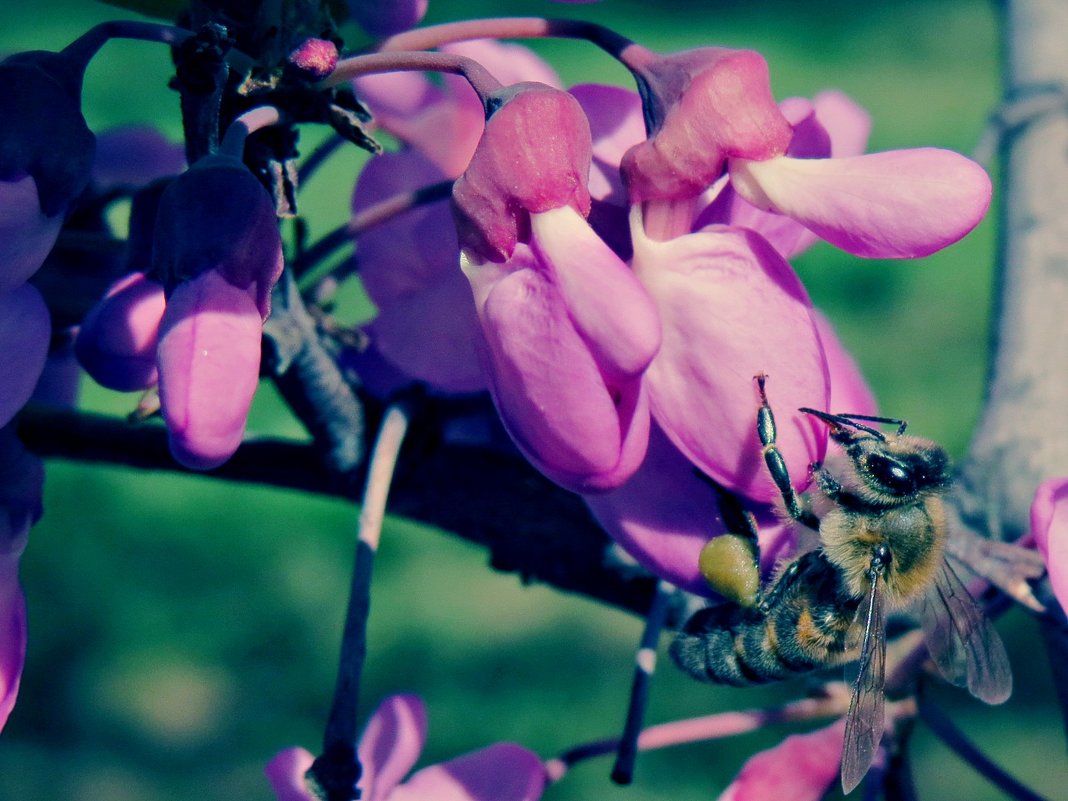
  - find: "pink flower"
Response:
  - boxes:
[0,427,44,733]
[266,695,545,801]
[0,284,51,428]
[717,718,847,801]
[1029,477,1068,612]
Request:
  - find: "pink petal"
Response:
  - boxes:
[0,428,42,733]
[442,40,561,95]
[265,747,317,801]
[389,743,545,801]
[157,270,263,470]
[0,176,64,292]
[729,149,992,258]
[568,84,645,205]
[528,206,660,380]
[812,90,871,158]
[349,0,428,37]
[633,221,828,503]
[813,309,878,416]
[1030,477,1068,613]
[717,718,846,801]
[585,424,791,595]
[0,284,51,428]
[358,694,428,801]
[464,249,649,492]
[75,271,166,392]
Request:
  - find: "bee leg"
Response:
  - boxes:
[811,464,843,500]
[755,374,820,530]
[694,471,763,607]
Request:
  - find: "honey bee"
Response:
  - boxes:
[670,375,1012,793]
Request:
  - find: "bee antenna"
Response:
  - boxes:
[798,408,887,441]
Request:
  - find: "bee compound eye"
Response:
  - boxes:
[865,452,915,495]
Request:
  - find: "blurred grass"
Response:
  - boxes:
[0,1,1063,800]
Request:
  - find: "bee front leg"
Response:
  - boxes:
[755,374,820,530]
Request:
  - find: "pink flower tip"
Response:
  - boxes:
[1030,477,1068,613]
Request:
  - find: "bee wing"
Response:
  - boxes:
[919,559,1012,704]
[840,576,887,794]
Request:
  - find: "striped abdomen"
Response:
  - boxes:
[670,551,860,686]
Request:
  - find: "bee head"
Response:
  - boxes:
[799,408,953,502]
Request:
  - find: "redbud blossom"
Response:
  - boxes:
[0,51,95,291]
[622,48,793,202]
[0,427,44,733]
[632,220,827,503]
[0,285,51,428]
[76,271,166,392]
[157,270,263,470]
[717,719,847,801]
[1029,477,1068,613]
[266,695,545,801]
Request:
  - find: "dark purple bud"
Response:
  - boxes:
[151,154,283,319]
[452,83,593,263]
[348,0,428,37]
[623,48,793,201]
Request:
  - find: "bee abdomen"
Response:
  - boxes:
[670,604,823,687]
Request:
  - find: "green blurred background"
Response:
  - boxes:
[1,1,1063,799]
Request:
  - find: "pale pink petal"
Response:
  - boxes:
[585,424,792,595]
[464,250,648,492]
[717,719,846,801]
[528,206,660,380]
[813,309,878,416]
[0,428,42,732]
[265,747,317,801]
[0,176,64,292]
[729,149,992,258]
[633,220,828,503]
[75,272,166,392]
[813,90,871,157]
[389,743,545,801]
[0,284,51,427]
[157,270,262,470]
[358,694,428,801]
[569,84,645,206]
[1030,477,1068,613]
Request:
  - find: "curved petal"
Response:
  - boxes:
[813,309,878,416]
[633,219,828,503]
[1029,477,1068,613]
[265,747,317,801]
[0,176,64,292]
[0,284,51,427]
[717,719,846,801]
[529,206,660,380]
[389,743,545,801]
[358,694,428,801]
[729,149,992,258]
[157,270,262,470]
[75,272,166,392]
[464,250,648,491]
[585,424,791,595]
[813,90,871,158]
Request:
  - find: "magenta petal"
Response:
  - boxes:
[358,694,428,801]
[389,743,545,801]
[465,250,648,491]
[349,0,428,37]
[528,207,660,380]
[76,272,166,392]
[717,719,846,801]
[157,270,262,470]
[813,90,871,158]
[0,284,51,428]
[0,585,25,734]
[1029,478,1068,613]
[265,747,317,801]
[813,310,878,415]
[730,149,992,258]
[633,221,828,503]
[0,176,64,292]
[568,84,645,205]
[92,125,185,189]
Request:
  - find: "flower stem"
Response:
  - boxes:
[311,401,414,801]
[321,51,502,108]
[372,17,656,72]
[917,694,1051,801]
[544,694,847,784]
[218,105,285,158]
